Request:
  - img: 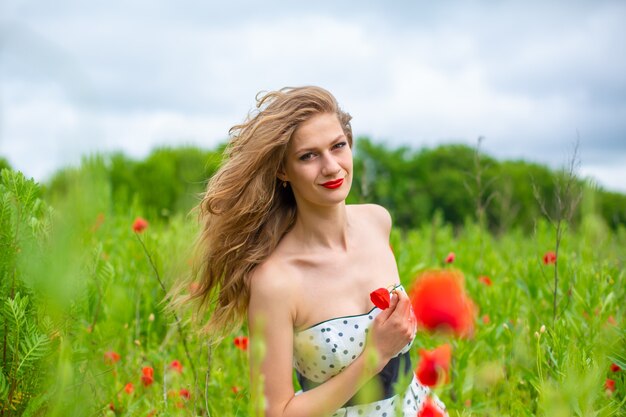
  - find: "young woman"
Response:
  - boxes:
[194,86,447,416]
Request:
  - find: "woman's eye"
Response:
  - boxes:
[299,153,314,161]
[334,141,347,149]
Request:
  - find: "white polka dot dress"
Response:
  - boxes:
[293,284,448,416]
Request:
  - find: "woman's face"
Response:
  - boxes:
[280,112,353,209]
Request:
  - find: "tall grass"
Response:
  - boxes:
[0,164,624,416]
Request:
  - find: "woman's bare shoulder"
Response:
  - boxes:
[248,254,298,320]
[349,203,392,234]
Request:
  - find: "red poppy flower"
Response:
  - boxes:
[478,276,492,286]
[417,396,445,417]
[409,269,475,337]
[170,360,183,373]
[132,217,149,233]
[543,251,557,265]
[482,314,490,324]
[234,336,249,351]
[415,344,452,387]
[231,386,242,394]
[611,363,621,372]
[141,366,154,387]
[124,382,134,394]
[605,378,616,393]
[104,351,121,365]
[179,388,190,400]
[444,252,455,264]
[370,288,391,310]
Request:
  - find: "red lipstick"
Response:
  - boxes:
[321,178,344,189]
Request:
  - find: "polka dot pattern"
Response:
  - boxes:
[294,285,412,383]
[292,285,447,416]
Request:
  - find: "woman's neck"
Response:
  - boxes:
[291,203,351,252]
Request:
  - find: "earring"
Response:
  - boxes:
[282,181,288,188]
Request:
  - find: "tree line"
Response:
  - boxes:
[27,138,626,232]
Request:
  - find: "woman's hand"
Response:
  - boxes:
[366,289,416,372]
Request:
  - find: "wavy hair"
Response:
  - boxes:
[191,86,353,335]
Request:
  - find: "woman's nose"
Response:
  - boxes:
[321,153,341,176]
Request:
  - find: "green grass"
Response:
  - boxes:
[1,167,625,416]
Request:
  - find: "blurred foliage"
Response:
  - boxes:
[42,139,626,233]
[0,169,53,415]
[0,159,11,173]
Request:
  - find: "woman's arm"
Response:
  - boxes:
[249,263,414,417]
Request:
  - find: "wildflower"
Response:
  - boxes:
[417,396,445,417]
[607,316,617,325]
[478,276,492,286]
[611,363,621,372]
[179,388,190,400]
[415,344,452,387]
[175,401,184,409]
[605,378,616,393]
[543,251,557,265]
[124,383,134,394]
[108,403,115,411]
[540,324,546,333]
[141,366,154,387]
[232,386,242,394]
[409,270,475,337]
[444,252,455,264]
[234,336,249,351]
[482,314,490,324]
[170,360,183,373]
[369,288,391,310]
[104,351,121,365]
[132,217,149,233]
[146,410,157,417]
[92,213,105,232]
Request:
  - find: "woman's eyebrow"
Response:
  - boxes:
[293,134,345,154]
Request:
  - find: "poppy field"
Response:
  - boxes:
[1,167,625,416]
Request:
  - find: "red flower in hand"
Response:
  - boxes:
[370,288,391,310]
[409,269,475,337]
[234,336,249,351]
[543,251,557,265]
[132,217,149,233]
[418,396,445,417]
[415,344,452,387]
[141,366,154,387]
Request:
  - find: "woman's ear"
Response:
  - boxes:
[276,166,288,182]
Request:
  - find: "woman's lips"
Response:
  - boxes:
[321,178,344,189]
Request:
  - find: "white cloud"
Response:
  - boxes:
[1,1,625,193]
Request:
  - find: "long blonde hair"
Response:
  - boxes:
[193,86,353,334]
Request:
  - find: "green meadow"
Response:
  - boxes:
[0,143,624,416]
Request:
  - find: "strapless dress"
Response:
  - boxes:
[293,284,447,416]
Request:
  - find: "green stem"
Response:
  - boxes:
[134,233,198,386]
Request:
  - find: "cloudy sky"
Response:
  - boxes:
[2,0,625,192]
